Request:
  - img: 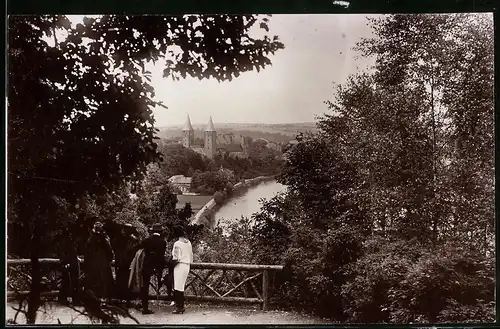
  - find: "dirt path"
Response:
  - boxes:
[6,301,330,325]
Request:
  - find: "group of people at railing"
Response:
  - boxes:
[58,221,193,315]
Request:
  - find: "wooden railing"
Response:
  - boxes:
[6,258,283,311]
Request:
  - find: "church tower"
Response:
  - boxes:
[182,114,194,149]
[204,116,217,159]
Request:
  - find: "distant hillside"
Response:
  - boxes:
[156,122,318,143]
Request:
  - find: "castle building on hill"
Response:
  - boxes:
[182,114,248,159]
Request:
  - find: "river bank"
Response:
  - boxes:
[192,175,277,228]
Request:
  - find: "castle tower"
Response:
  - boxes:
[182,114,194,148]
[204,116,217,159]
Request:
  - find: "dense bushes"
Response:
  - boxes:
[336,238,495,323]
[201,197,495,324]
[387,243,495,323]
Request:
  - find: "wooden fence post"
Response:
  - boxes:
[262,270,269,311]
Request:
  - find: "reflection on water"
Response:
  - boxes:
[214,180,287,227]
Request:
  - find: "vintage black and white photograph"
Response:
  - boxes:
[6,13,495,325]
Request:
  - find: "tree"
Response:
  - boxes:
[248,139,280,166]
[178,202,194,222]
[213,191,226,205]
[351,14,444,243]
[436,15,494,252]
[157,143,212,178]
[152,185,179,225]
[176,202,204,242]
[346,13,494,247]
[142,163,171,191]
[8,14,284,323]
[191,171,229,195]
[250,133,369,319]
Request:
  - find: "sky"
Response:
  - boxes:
[66,14,379,127]
[150,14,377,127]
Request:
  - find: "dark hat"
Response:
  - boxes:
[150,223,164,233]
[172,224,185,238]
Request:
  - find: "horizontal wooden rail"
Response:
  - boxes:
[7,291,59,298]
[7,258,63,265]
[7,258,111,266]
[185,295,261,304]
[190,263,283,271]
[7,258,284,272]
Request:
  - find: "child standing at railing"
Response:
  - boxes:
[171,225,193,314]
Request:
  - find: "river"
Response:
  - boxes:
[214,180,287,227]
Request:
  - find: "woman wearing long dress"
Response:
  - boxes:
[84,222,115,300]
[171,225,193,314]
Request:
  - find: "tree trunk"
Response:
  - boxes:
[26,219,42,324]
[429,63,439,245]
[52,25,58,47]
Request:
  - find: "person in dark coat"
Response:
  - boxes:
[56,228,81,306]
[136,223,166,314]
[113,223,140,307]
[83,221,115,300]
